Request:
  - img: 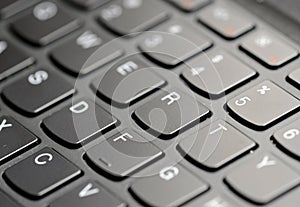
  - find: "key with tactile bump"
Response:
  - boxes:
[225,153,300,204]
[4,147,82,198]
[85,129,163,179]
[227,81,299,130]
[98,0,169,36]
[2,69,75,116]
[0,116,39,165]
[197,2,255,39]
[11,1,80,46]
[240,31,298,68]
[49,181,126,207]
[133,88,211,139]
[130,164,208,207]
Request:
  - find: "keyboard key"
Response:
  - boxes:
[288,68,300,88]
[188,194,237,207]
[4,148,81,198]
[133,88,211,139]
[130,164,208,207]
[0,40,34,81]
[181,48,256,98]
[178,120,256,170]
[43,100,118,148]
[85,129,163,179]
[99,0,169,36]
[51,30,123,76]
[197,2,254,39]
[92,56,166,107]
[0,0,37,19]
[227,81,299,130]
[139,19,212,67]
[0,116,39,164]
[167,0,211,12]
[11,1,80,46]
[50,181,126,207]
[273,119,300,160]
[66,0,110,10]
[0,190,22,207]
[225,153,300,204]
[240,31,299,68]
[2,69,75,116]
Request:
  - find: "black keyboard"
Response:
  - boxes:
[0,0,299,206]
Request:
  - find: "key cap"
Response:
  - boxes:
[0,40,34,81]
[99,0,169,36]
[167,0,211,12]
[133,88,211,139]
[188,194,237,207]
[51,30,123,76]
[85,129,163,179]
[181,48,256,98]
[178,120,256,170]
[92,56,166,107]
[227,81,299,130]
[197,2,254,39]
[4,147,82,198]
[49,181,126,207]
[43,100,118,148]
[0,0,37,19]
[130,164,208,207]
[240,31,299,68]
[225,153,300,204]
[139,19,212,68]
[66,0,110,10]
[273,119,300,160]
[2,69,75,116]
[0,116,39,164]
[288,68,300,88]
[11,1,81,46]
[0,190,22,207]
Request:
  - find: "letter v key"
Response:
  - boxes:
[79,183,100,198]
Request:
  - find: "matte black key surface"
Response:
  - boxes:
[2,69,75,116]
[130,164,208,207]
[181,48,256,98]
[66,0,110,10]
[43,100,118,148]
[178,120,256,170]
[197,2,254,39]
[288,68,300,88]
[51,30,123,76]
[99,0,169,36]
[133,88,211,139]
[167,0,211,12]
[86,129,163,179]
[11,1,80,46]
[92,56,166,107]
[0,40,34,81]
[50,181,126,207]
[139,19,212,67]
[0,190,22,207]
[273,119,300,160]
[0,116,38,164]
[4,148,81,198]
[227,81,300,130]
[225,153,300,204]
[240,31,299,68]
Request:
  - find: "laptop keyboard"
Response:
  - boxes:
[0,0,299,207]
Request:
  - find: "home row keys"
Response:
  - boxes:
[42,100,118,148]
[51,30,124,76]
[92,55,166,108]
[138,19,213,68]
[2,69,75,116]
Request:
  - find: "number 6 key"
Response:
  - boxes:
[227,80,299,130]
